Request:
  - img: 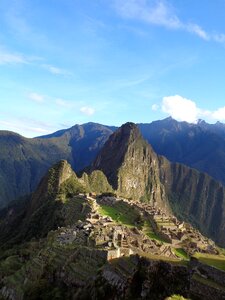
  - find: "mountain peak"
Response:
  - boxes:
[90,123,166,205]
[30,160,75,212]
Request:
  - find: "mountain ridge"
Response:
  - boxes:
[90,122,225,246]
[1,117,225,211]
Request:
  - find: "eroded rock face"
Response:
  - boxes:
[91,123,169,210]
[91,123,225,246]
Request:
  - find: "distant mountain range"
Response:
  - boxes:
[0,117,225,210]
[0,122,225,299]
[139,117,225,186]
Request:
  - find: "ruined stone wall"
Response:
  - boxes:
[107,248,120,260]
[148,216,172,243]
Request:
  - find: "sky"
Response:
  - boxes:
[1,0,225,137]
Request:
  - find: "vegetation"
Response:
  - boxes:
[193,252,225,271]
[142,220,166,243]
[165,295,190,300]
[174,248,189,260]
[88,170,113,194]
[59,176,86,201]
[192,273,225,292]
[98,201,142,228]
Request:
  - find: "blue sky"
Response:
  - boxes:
[1,0,225,137]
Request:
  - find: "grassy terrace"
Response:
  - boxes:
[165,295,189,300]
[137,250,187,265]
[192,273,225,292]
[142,220,167,243]
[193,252,225,271]
[97,200,225,271]
[174,248,189,260]
[98,201,141,228]
[166,295,189,300]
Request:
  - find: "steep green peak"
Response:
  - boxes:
[31,160,76,207]
[51,159,75,186]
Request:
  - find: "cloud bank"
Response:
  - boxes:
[114,0,224,43]
[154,95,225,123]
[0,48,28,64]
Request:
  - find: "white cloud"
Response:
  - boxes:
[80,106,95,116]
[42,64,72,76]
[0,49,27,64]
[213,33,225,44]
[212,107,225,121]
[158,94,225,123]
[114,0,181,29]
[187,24,209,40]
[113,0,225,43]
[162,95,199,123]
[28,92,45,103]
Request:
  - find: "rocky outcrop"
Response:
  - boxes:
[91,123,169,211]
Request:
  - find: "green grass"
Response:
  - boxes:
[98,201,141,227]
[192,273,225,292]
[193,253,225,271]
[165,295,189,300]
[0,255,23,276]
[137,250,186,265]
[142,221,166,243]
[174,248,189,260]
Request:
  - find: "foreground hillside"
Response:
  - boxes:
[0,159,225,299]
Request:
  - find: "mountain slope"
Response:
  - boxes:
[159,159,225,246]
[0,123,115,208]
[0,131,71,208]
[39,122,116,171]
[91,122,168,210]
[1,117,225,212]
[91,122,225,246]
[0,159,113,247]
[138,117,225,185]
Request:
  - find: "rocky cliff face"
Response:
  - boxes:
[159,159,225,246]
[92,123,225,247]
[91,123,168,210]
